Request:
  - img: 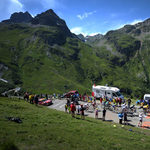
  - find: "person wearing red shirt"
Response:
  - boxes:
[70,102,76,117]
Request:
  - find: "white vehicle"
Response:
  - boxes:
[92,85,124,99]
[144,94,150,103]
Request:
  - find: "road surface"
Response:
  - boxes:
[47,98,150,129]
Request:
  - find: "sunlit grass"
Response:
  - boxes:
[0,97,150,150]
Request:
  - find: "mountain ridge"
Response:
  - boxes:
[0,9,150,98]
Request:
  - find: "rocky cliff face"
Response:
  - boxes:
[31,9,73,37]
[2,11,33,23]
[77,33,104,44]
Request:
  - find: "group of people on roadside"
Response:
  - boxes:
[65,100,85,119]
[99,95,147,127]
[65,97,107,121]
[24,92,39,106]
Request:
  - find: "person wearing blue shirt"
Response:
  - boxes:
[118,112,124,124]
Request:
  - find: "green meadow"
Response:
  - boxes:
[0,97,150,150]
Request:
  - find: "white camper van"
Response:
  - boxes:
[144,94,150,103]
[92,85,124,99]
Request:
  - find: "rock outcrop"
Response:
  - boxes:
[2,11,33,23]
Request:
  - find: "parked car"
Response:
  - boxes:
[34,98,52,106]
[65,91,78,98]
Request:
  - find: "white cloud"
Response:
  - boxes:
[70,27,88,36]
[130,19,143,25]
[77,10,97,20]
[89,32,101,36]
[11,0,23,8]
[70,27,101,37]
[71,27,83,34]
[107,19,145,33]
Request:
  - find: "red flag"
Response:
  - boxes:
[94,84,95,87]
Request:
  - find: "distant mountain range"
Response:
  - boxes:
[0,9,150,98]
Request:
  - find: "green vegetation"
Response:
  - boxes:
[0,81,15,94]
[1,16,150,99]
[1,97,150,150]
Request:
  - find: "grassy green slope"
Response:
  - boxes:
[0,23,147,97]
[1,97,150,150]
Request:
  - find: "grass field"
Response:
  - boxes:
[0,97,150,150]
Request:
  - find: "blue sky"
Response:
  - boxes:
[0,0,150,36]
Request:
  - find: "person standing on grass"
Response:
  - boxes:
[65,103,68,113]
[80,104,85,120]
[35,95,39,106]
[102,108,106,121]
[70,102,76,117]
[118,112,124,124]
[77,105,80,114]
[95,108,98,119]
[124,111,128,125]
[29,94,34,104]
[138,113,145,127]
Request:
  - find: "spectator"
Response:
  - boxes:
[124,111,128,125]
[138,113,145,127]
[109,97,112,102]
[35,95,39,106]
[95,108,98,119]
[29,94,34,104]
[116,98,119,107]
[65,103,68,113]
[77,105,80,114]
[53,93,56,98]
[122,98,125,104]
[118,112,124,124]
[127,98,131,108]
[24,92,29,102]
[80,104,85,120]
[70,102,76,117]
[118,98,122,107]
[102,108,106,121]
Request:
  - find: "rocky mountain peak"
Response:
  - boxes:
[2,11,33,23]
[31,9,73,37]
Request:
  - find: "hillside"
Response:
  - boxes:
[90,20,150,97]
[1,97,150,150]
[0,9,150,98]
